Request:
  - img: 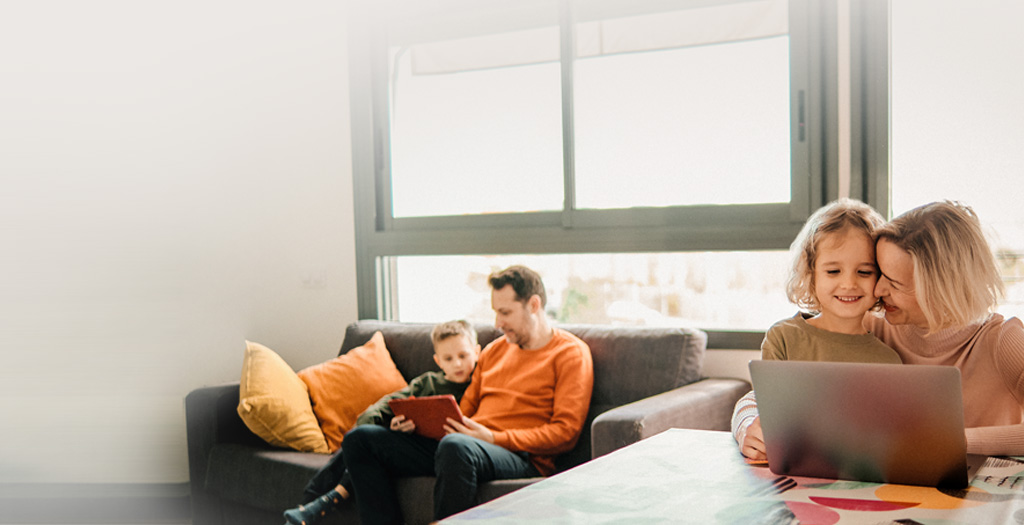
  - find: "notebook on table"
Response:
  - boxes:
[748,360,987,488]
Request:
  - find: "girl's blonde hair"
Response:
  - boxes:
[787,198,886,313]
[874,200,1003,331]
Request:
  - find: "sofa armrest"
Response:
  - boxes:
[590,378,751,458]
[185,382,268,523]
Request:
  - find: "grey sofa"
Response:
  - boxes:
[185,320,751,525]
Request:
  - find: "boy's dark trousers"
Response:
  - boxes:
[302,449,353,502]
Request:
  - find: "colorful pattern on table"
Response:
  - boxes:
[444,430,1024,525]
[722,456,1024,524]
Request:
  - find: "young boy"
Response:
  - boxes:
[283,320,480,525]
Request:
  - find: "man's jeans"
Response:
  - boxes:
[343,425,540,524]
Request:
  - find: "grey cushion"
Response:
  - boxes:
[338,321,705,406]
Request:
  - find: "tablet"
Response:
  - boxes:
[388,394,463,440]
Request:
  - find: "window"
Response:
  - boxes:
[389,10,564,217]
[349,0,839,336]
[394,252,792,331]
[890,0,1024,319]
[571,4,793,209]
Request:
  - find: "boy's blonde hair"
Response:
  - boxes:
[787,198,885,313]
[874,200,1004,331]
[430,320,478,349]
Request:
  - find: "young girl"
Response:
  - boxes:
[733,198,902,461]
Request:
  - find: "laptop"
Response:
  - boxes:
[748,360,987,488]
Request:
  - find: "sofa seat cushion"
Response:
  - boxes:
[204,445,538,524]
[205,444,330,511]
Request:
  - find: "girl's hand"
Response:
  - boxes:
[390,414,416,433]
[738,417,768,461]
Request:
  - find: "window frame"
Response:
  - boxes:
[348,0,887,343]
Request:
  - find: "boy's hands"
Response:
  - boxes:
[444,416,494,444]
[390,414,415,433]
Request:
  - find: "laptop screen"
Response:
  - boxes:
[749,360,973,488]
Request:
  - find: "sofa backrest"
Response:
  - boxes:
[338,320,707,471]
[339,320,503,382]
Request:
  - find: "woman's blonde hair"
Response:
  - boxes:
[874,200,1004,331]
[787,198,886,313]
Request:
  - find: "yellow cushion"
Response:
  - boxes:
[237,341,330,453]
[298,331,408,452]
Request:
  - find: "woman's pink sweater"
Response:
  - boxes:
[866,313,1024,455]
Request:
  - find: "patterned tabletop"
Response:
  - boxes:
[444,428,1024,524]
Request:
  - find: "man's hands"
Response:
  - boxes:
[738,416,767,462]
[390,414,415,433]
[444,416,494,444]
[391,413,495,444]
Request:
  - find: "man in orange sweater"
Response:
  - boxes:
[342,265,594,524]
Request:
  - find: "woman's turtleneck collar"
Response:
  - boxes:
[893,315,995,358]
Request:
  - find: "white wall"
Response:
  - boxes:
[0,1,356,484]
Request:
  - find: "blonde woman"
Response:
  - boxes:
[868,201,1024,456]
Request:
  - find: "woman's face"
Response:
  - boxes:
[874,239,929,329]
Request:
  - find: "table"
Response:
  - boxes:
[443,429,1024,524]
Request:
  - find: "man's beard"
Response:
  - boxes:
[504,330,529,348]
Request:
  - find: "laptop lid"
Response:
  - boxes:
[748,360,980,488]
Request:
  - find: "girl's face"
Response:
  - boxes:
[812,229,880,332]
[874,239,929,329]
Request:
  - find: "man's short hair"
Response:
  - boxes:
[430,319,478,349]
[487,265,547,307]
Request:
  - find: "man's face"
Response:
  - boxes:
[491,285,537,348]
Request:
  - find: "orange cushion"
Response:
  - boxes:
[298,331,408,452]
